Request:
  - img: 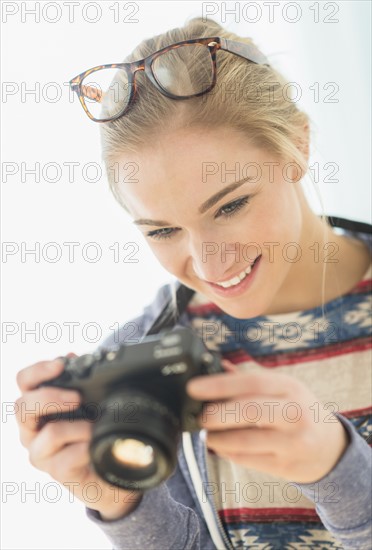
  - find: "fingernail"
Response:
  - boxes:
[187,378,208,394]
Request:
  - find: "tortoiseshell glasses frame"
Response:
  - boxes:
[69,36,269,123]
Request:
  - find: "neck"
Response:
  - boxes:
[264,202,370,316]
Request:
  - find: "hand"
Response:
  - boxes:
[15,355,142,521]
[187,363,349,484]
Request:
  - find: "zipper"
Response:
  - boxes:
[202,443,234,550]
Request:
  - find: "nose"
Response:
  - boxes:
[188,235,241,283]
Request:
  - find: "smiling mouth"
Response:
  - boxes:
[209,256,261,289]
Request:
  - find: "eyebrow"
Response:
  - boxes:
[133,176,254,227]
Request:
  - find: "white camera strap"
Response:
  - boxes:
[182,432,227,550]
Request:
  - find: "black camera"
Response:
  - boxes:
[39,328,223,491]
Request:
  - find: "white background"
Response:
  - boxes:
[1,1,371,548]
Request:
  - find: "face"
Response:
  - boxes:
[115,127,308,319]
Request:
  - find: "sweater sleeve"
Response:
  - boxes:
[85,459,216,550]
[296,414,372,550]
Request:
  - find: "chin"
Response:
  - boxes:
[213,297,269,320]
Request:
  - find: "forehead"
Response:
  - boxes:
[113,127,269,217]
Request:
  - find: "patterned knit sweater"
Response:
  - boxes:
[87,225,371,549]
[185,262,372,549]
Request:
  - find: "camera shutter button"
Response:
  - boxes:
[74,354,96,378]
[81,354,95,367]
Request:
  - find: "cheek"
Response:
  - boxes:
[255,184,302,240]
[147,244,183,275]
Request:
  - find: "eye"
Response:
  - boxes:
[215,196,250,218]
[146,227,180,241]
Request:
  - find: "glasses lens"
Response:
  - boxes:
[152,44,214,98]
[80,68,131,121]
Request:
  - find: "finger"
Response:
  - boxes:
[206,427,286,455]
[16,388,81,446]
[31,440,91,480]
[16,359,66,393]
[29,420,92,463]
[49,441,91,478]
[187,371,297,400]
[200,397,303,431]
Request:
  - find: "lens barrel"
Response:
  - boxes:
[90,391,181,490]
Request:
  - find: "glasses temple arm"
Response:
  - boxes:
[220,37,269,66]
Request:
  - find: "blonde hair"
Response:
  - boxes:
[100,17,310,209]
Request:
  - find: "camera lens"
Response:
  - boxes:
[90,391,181,491]
[112,438,154,468]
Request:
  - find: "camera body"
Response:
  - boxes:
[40,327,223,490]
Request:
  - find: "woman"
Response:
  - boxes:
[15,17,371,549]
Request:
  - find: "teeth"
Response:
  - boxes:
[215,264,253,288]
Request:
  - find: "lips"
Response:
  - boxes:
[212,256,260,286]
[204,255,262,298]
[213,264,253,288]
